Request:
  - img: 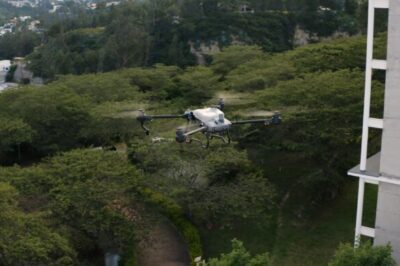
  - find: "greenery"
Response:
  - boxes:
[207,239,271,266]
[329,242,396,266]
[0,183,77,265]
[0,116,33,153]
[0,149,144,263]
[0,31,40,60]
[0,23,393,265]
[10,0,373,78]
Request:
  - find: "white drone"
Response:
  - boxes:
[137,99,281,148]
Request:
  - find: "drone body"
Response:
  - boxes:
[137,99,281,148]
[192,107,232,132]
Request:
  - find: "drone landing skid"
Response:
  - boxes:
[186,131,231,149]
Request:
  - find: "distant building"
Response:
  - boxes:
[19,16,31,22]
[106,1,121,8]
[239,4,254,14]
[0,60,11,72]
[28,20,40,31]
[0,28,12,36]
[49,5,62,13]
[87,2,97,9]
[12,57,25,65]
[13,63,33,83]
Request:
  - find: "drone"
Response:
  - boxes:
[137,99,281,148]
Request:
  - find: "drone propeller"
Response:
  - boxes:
[239,110,275,118]
[232,111,282,126]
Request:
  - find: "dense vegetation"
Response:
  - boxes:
[329,243,396,266]
[0,31,40,60]
[17,0,374,78]
[0,30,392,265]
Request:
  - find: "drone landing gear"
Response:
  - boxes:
[209,132,231,144]
[189,131,231,149]
[187,137,209,149]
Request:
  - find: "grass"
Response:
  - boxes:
[200,180,378,265]
[199,144,379,265]
[271,180,377,266]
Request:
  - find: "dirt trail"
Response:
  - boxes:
[136,222,191,266]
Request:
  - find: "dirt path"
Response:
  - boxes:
[136,222,191,266]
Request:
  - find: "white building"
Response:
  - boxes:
[49,5,62,13]
[0,60,11,72]
[19,16,31,22]
[0,28,12,36]
[28,20,40,31]
[348,0,400,263]
[106,1,121,8]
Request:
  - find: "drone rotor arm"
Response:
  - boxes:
[137,110,189,135]
[176,126,207,143]
[184,126,207,137]
[149,114,187,119]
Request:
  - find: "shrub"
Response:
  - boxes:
[329,242,396,266]
[207,239,271,266]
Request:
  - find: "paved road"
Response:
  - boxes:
[137,221,191,266]
[0,71,6,82]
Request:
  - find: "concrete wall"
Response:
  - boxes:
[375,0,400,262]
[380,0,400,177]
[374,183,400,262]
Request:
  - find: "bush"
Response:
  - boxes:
[207,239,271,266]
[329,242,396,266]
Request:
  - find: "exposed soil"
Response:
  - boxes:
[136,221,191,266]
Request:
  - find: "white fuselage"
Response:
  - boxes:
[192,108,232,132]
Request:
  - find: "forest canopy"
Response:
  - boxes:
[0,13,392,264]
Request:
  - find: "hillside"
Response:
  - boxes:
[12,0,374,79]
[0,32,389,265]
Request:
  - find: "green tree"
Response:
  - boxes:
[329,243,396,266]
[207,239,271,266]
[0,31,40,59]
[0,117,34,159]
[0,183,77,265]
[175,66,220,105]
[42,150,143,252]
[130,144,275,227]
[102,18,151,70]
[0,149,144,257]
[0,86,92,154]
[211,45,265,76]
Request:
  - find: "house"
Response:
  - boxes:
[106,1,121,8]
[28,20,40,31]
[0,60,11,72]
[0,28,12,36]
[49,5,62,13]
[19,16,31,22]
[87,2,97,9]
[239,4,254,14]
